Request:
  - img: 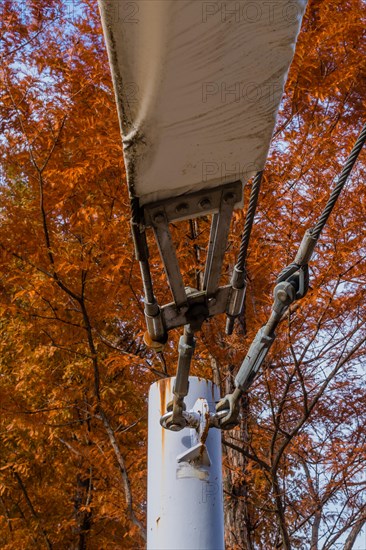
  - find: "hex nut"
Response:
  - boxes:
[224,192,236,203]
[153,212,165,224]
[199,198,211,210]
[175,202,189,214]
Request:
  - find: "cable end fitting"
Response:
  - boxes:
[231,265,246,289]
[235,327,275,391]
[225,317,235,335]
[144,300,167,349]
[225,266,247,334]
[294,229,318,266]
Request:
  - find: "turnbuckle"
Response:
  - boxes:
[225,265,246,335]
[217,258,312,429]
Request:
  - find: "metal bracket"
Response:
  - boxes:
[139,181,242,339]
[143,181,242,226]
[176,398,212,467]
[161,286,231,331]
[149,210,188,308]
[160,400,229,432]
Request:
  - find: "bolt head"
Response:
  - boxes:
[169,423,184,432]
[153,211,165,224]
[175,202,189,214]
[277,289,288,302]
[199,198,211,210]
[224,192,236,203]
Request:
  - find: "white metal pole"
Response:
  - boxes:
[147,376,224,550]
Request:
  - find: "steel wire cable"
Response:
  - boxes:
[219,123,366,422]
[236,170,264,271]
[312,122,366,240]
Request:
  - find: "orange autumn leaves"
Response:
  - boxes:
[0,0,365,548]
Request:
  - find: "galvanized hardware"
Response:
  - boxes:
[215,387,242,430]
[217,125,366,428]
[143,300,167,346]
[225,265,247,335]
[130,219,156,306]
[294,229,318,266]
[164,400,187,431]
[235,327,275,391]
[154,324,193,430]
[272,281,296,316]
[276,263,309,301]
[217,252,311,427]
[203,190,237,296]
[150,210,189,309]
[165,325,196,431]
[130,219,149,263]
[143,181,242,226]
[161,318,235,431]
[174,328,195,399]
[177,398,212,467]
[199,198,211,210]
[131,181,254,429]
[160,403,230,432]
[131,180,245,370]
[225,171,264,335]
[132,181,249,428]
[175,202,189,215]
[161,286,231,331]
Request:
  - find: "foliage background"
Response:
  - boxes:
[0,0,365,548]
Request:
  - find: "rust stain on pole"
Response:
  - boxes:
[158,378,171,454]
[147,377,224,548]
[158,379,166,415]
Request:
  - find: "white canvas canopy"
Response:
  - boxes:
[99,0,306,206]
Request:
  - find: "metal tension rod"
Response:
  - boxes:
[163,324,196,431]
[130,199,167,349]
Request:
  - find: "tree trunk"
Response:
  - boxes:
[310,508,321,550]
[72,470,93,550]
[223,367,253,550]
[344,519,366,550]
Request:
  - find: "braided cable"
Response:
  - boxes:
[236,170,264,270]
[312,123,366,240]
